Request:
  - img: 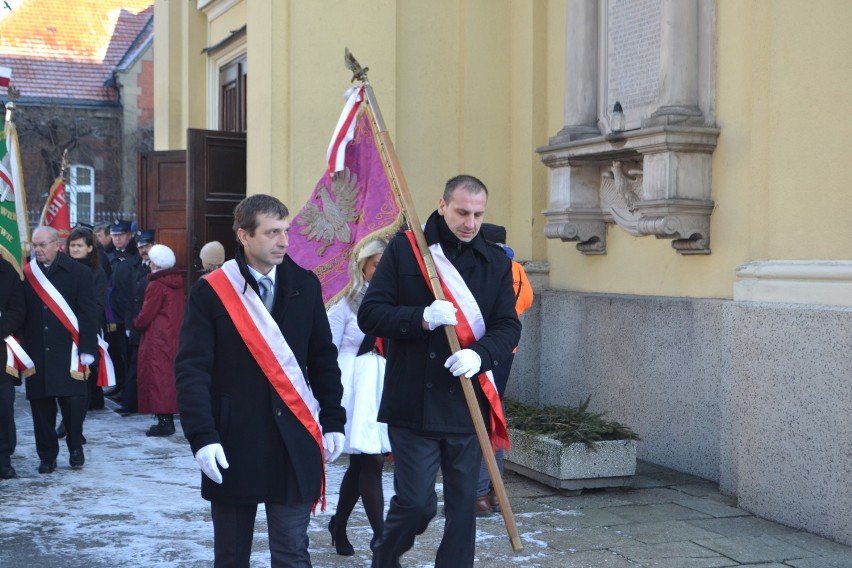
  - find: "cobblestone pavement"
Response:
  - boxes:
[1,387,851,567]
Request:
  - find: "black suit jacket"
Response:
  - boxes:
[175,247,344,505]
[21,253,98,398]
[0,257,26,384]
[358,211,521,435]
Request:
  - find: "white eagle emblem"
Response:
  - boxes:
[296,167,361,256]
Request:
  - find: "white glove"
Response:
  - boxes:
[423,300,458,330]
[125,329,131,338]
[444,349,482,378]
[80,353,95,366]
[194,443,229,484]
[323,432,345,463]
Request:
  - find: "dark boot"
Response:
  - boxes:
[146,414,175,437]
[328,515,354,556]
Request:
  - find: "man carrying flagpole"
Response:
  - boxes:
[20,226,97,473]
[358,175,521,567]
[175,194,346,566]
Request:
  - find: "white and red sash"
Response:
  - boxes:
[4,335,34,378]
[204,260,327,511]
[25,260,84,380]
[23,260,114,384]
[404,231,511,451]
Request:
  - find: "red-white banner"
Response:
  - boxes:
[326,86,365,173]
[0,66,11,89]
[39,178,71,243]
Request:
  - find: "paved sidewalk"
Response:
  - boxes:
[1,387,851,567]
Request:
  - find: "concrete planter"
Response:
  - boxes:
[504,428,637,491]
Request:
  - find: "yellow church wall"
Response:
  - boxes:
[208,1,246,45]
[546,0,852,299]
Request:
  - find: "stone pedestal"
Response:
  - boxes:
[505,429,637,491]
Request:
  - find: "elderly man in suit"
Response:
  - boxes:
[176,194,345,567]
[21,226,97,473]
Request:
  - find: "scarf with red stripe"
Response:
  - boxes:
[404,231,511,451]
[205,260,328,512]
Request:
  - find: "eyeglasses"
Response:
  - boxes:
[32,240,58,249]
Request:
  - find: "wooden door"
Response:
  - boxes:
[186,128,246,284]
[137,150,188,269]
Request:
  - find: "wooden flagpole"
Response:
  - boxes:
[345,49,523,553]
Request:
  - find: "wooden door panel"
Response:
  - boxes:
[137,150,187,270]
[187,129,246,284]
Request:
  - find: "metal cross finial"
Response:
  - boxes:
[344,48,369,83]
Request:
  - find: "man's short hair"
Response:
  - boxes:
[232,194,289,236]
[94,223,110,236]
[443,174,488,203]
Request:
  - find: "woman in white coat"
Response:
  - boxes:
[327,238,390,556]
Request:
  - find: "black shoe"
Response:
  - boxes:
[328,516,354,556]
[38,459,57,474]
[146,415,175,437]
[0,464,17,479]
[104,387,122,399]
[69,448,85,469]
[56,420,67,439]
[114,406,136,416]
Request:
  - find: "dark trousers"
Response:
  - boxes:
[121,342,139,411]
[30,395,88,461]
[478,353,514,496]
[105,327,126,390]
[211,500,312,568]
[372,427,481,568]
[0,381,16,463]
[87,352,104,409]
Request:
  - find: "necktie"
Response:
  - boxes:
[258,276,274,312]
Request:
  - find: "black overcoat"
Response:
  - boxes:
[22,253,98,399]
[0,256,26,384]
[175,248,345,506]
[358,211,521,435]
[108,243,139,323]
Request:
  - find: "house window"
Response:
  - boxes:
[68,164,95,225]
[219,54,247,132]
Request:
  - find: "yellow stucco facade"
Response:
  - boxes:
[154,0,852,300]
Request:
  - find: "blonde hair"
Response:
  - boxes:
[346,238,387,302]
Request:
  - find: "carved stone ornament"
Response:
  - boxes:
[538,126,719,255]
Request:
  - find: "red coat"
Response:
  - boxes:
[134,268,186,414]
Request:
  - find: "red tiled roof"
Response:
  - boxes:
[0,0,153,104]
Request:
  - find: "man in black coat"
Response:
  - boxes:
[358,175,521,567]
[21,227,97,473]
[113,229,154,415]
[175,194,345,567]
[0,255,26,479]
[103,219,137,399]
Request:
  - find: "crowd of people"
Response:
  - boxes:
[1,174,532,567]
[0,220,188,478]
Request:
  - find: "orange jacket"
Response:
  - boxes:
[511,261,532,352]
[512,261,533,317]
